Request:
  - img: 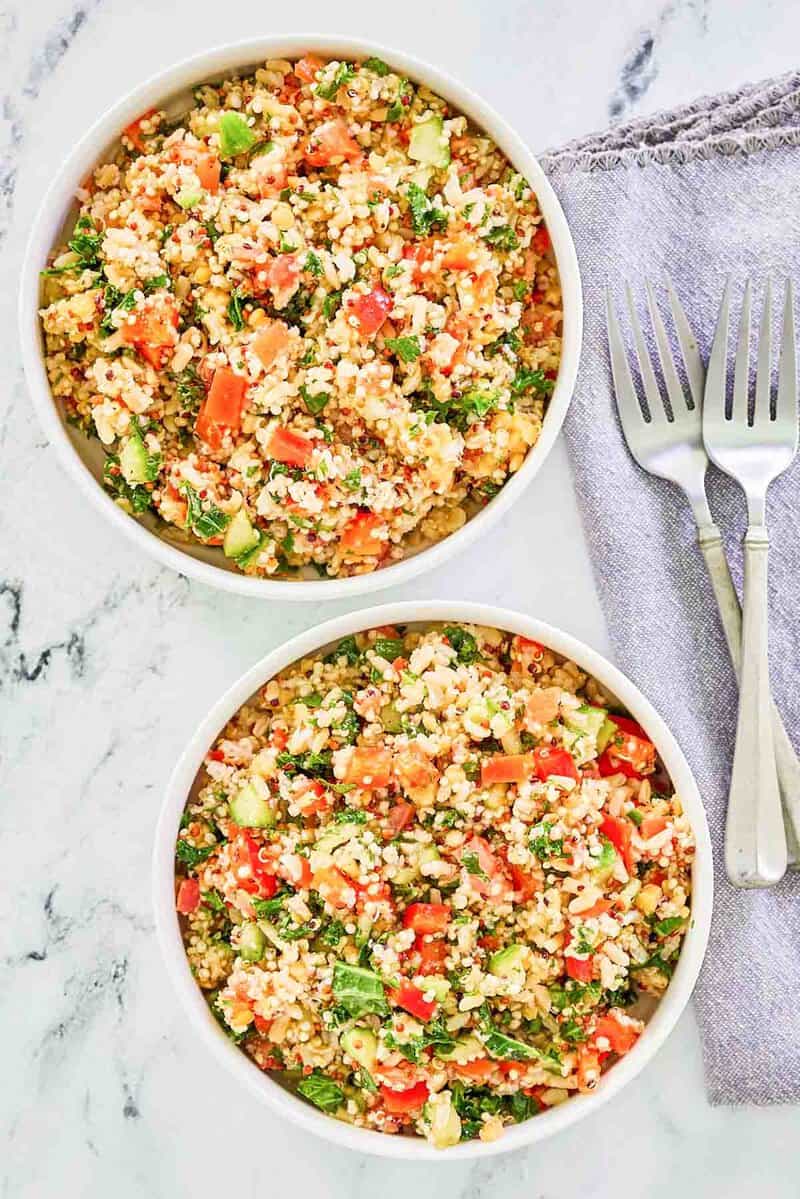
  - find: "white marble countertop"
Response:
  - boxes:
[3,0,800,1195]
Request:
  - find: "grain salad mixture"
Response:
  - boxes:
[174,623,694,1146]
[39,55,562,580]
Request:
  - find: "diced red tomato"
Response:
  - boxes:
[640,814,668,840]
[599,814,634,873]
[348,287,393,336]
[580,898,612,919]
[385,801,414,837]
[403,902,450,934]
[592,1013,640,1057]
[565,954,594,983]
[253,1013,271,1035]
[304,118,361,167]
[415,937,447,976]
[232,833,278,898]
[277,853,313,889]
[120,297,178,368]
[530,746,579,782]
[402,239,434,284]
[294,54,324,83]
[380,1081,429,1115]
[340,511,386,556]
[481,753,532,786]
[451,1058,496,1080]
[123,108,156,153]
[532,226,550,255]
[205,366,247,428]
[265,253,301,297]
[442,239,480,270]
[508,861,542,900]
[576,1046,601,1093]
[311,865,359,909]
[393,744,439,798]
[176,877,200,914]
[389,981,437,1022]
[461,835,512,901]
[267,426,313,468]
[252,320,290,369]
[345,747,393,789]
[609,715,648,740]
[197,153,221,193]
[599,717,656,778]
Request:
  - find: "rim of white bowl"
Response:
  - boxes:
[20,36,582,601]
[153,600,713,1159]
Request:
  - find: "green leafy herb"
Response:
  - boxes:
[384,335,420,363]
[510,367,554,397]
[461,851,488,881]
[529,821,564,861]
[371,636,404,661]
[362,57,390,76]
[334,809,367,825]
[252,892,289,920]
[304,250,323,277]
[299,383,329,415]
[508,1091,537,1123]
[202,889,227,913]
[450,1082,504,1140]
[653,916,686,938]
[297,1069,345,1113]
[478,1008,538,1062]
[318,919,345,946]
[482,224,518,251]
[443,626,480,664]
[181,483,231,541]
[175,840,216,869]
[99,284,137,336]
[512,280,529,302]
[276,750,334,780]
[102,455,153,514]
[322,289,343,320]
[324,635,361,665]
[332,962,388,1018]
[548,980,601,1013]
[353,1066,379,1094]
[226,287,250,331]
[315,62,355,101]
[172,364,206,413]
[406,182,448,237]
[204,218,221,243]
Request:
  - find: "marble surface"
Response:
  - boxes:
[3,1,800,1195]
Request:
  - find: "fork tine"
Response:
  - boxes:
[645,280,688,418]
[664,274,704,407]
[605,286,646,437]
[776,279,797,438]
[705,278,732,424]
[625,282,667,422]
[754,279,772,427]
[733,279,752,425]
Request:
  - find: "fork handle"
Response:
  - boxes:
[724,526,787,886]
[698,523,800,860]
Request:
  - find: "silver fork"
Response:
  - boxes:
[704,279,798,887]
[605,279,800,874]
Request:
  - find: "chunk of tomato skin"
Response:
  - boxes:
[415,937,447,976]
[312,865,359,910]
[252,320,290,369]
[532,226,551,255]
[451,1058,496,1080]
[197,153,221,193]
[348,287,393,336]
[530,746,579,782]
[345,746,393,789]
[303,118,361,167]
[579,898,613,920]
[379,1081,429,1115]
[340,511,386,556]
[640,814,668,840]
[389,982,437,1022]
[599,814,634,873]
[597,748,640,780]
[267,426,314,468]
[592,1013,640,1057]
[266,253,301,294]
[176,877,200,914]
[480,753,532,786]
[565,954,594,983]
[204,366,247,429]
[294,54,324,83]
[442,240,481,271]
[123,108,157,153]
[402,902,451,934]
[608,715,649,741]
[508,861,542,901]
[385,800,414,837]
[278,853,313,889]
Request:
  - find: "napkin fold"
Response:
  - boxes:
[541,71,800,1105]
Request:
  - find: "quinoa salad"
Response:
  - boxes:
[174,623,694,1147]
[39,56,562,580]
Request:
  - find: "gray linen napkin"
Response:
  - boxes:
[540,72,800,1104]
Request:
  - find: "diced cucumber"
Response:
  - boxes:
[409,166,433,192]
[592,836,617,881]
[120,433,153,485]
[596,717,619,753]
[239,922,266,961]
[488,943,526,979]
[176,190,203,210]
[426,1091,462,1149]
[341,1025,377,1071]
[391,864,418,885]
[418,845,440,866]
[315,824,358,855]
[379,702,403,733]
[417,975,450,1001]
[572,705,608,738]
[229,778,274,828]
[409,114,450,169]
[437,1034,484,1063]
[223,508,260,559]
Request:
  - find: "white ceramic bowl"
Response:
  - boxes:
[153,600,712,1159]
[20,36,582,601]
